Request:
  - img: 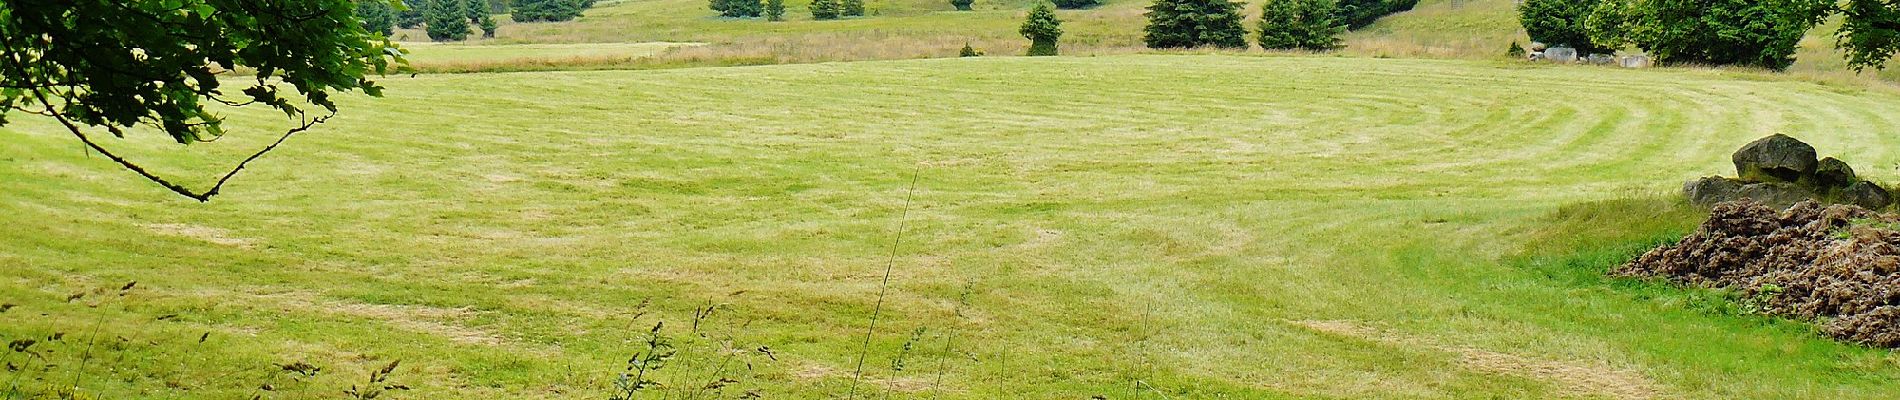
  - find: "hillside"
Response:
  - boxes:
[6,55,1900,398]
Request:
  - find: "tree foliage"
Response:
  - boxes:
[0,0,405,201]
[766,0,787,20]
[1052,0,1099,9]
[1258,0,1345,51]
[842,0,865,16]
[951,0,974,11]
[712,0,764,17]
[1833,0,1899,71]
[1517,0,1607,54]
[811,0,842,20]
[1143,0,1249,49]
[399,0,426,28]
[1555,0,1895,71]
[1333,0,1416,29]
[511,0,585,22]
[1021,2,1063,56]
[425,0,471,41]
[357,0,399,35]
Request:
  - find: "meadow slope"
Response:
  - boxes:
[4,55,1900,398]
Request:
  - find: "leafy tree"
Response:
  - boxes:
[358,0,400,35]
[1517,0,1606,54]
[1143,0,1248,49]
[811,0,842,19]
[0,0,405,201]
[426,0,472,41]
[1258,0,1345,51]
[1838,0,1900,71]
[842,0,865,16]
[399,0,427,28]
[1333,0,1416,29]
[512,0,585,22]
[1021,2,1064,56]
[1052,0,1099,9]
[479,14,499,37]
[766,0,787,20]
[951,0,974,11]
[1618,0,1831,70]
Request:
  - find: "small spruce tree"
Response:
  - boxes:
[959,42,982,56]
[1143,0,1248,49]
[842,0,865,16]
[765,0,786,20]
[950,0,973,11]
[1020,2,1063,56]
[1051,0,1098,9]
[479,14,499,37]
[811,0,841,19]
[425,0,472,41]
[1257,0,1345,51]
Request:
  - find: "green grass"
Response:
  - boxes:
[5,55,1900,398]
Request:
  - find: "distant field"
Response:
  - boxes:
[384,0,1897,82]
[5,55,1900,398]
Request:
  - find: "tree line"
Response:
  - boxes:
[356,0,604,41]
[1519,0,1898,71]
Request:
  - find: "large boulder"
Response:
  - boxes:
[1814,157,1858,189]
[1685,176,1746,207]
[1841,181,1893,209]
[1544,47,1578,63]
[1733,134,1818,183]
[1736,182,1817,209]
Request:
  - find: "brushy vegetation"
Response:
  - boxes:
[7,55,1900,398]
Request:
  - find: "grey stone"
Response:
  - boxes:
[1529,42,1548,52]
[1732,134,1818,183]
[1620,55,1650,68]
[1587,53,1616,65]
[1685,176,1746,207]
[1815,157,1858,189]
[1544,47,1578,63]
[1841,181,1893,210]
[1736,182,1818,210]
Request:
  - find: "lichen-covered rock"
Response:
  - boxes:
[1841,181,1893,210]
[1733,134,1818,183]
[1814,157,1858,189]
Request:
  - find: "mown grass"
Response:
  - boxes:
[5,55,1900,398]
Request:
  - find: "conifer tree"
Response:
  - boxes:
[1257,0,1345,51]
[842,0,865,16]
[766,0,787,20]
[1020,2,1063,56]
[425,0,472,41]
[811,0,842,19]
[1143,0,1248,49]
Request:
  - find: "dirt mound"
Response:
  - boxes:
[1619,200,1900,347]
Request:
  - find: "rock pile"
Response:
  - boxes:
[1620,200,1900,347]
[1684,134,1892,210]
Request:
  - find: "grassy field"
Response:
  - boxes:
[5,54,1900,398]
[379,0,1899,83]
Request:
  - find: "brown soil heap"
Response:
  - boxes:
[1619,200,1900,347]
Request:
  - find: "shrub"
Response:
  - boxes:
[765,0,786,20]
[951,0,973,11]
[713,0,764,17]
[1517,0,1606,54]
[356,0,399,36]
[1143,0,1248,49]
[1258,0,1345,51]
[960,43,983,57]
[425,0,471,41]
[1052,0,1099,9]
[811,0,841,19]
[1334,0,1416,29]
[511,0,585,22]
[1021,2,1063,56]
[1507,41,1526,58]
[1618,0,1831,70]
[842,0,865,16]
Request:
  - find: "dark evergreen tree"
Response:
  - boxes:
[425,0,471,41]
[1332,0,1416,30]
[1258,0,1344,51]
[1052,0,1098,8]
[713,0,764,17]
[842,0,865,16]
[479,14,499,37]
[950,0,973,11]
[766,0,787,20]
[464,0,488,20]
[512,0,585,21]
[1143,0,1248,49]
[357,0,399,35]
[1021,2,1063,56]
[811,0,842,19]
[398,0,427,28]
